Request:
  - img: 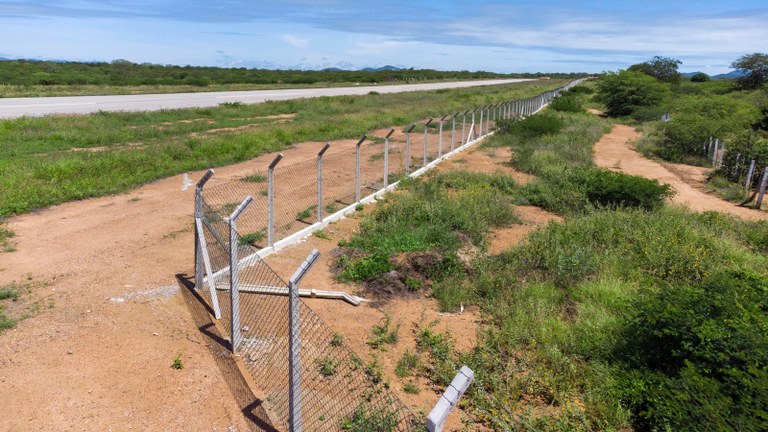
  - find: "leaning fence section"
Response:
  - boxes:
[192,78,587,430]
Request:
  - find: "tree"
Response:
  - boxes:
[629,56,682,83]
[690,72,710,83]
[595,70,667,117]
[731,53,768,89]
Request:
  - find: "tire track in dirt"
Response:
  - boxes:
[592,124,767,222]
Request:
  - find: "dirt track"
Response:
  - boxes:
[593,123,767,222]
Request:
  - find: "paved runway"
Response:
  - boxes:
[0,79,534,119]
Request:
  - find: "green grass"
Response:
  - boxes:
[0,222,14,252]
[316,355,338,377]
[395,350,420,378]
[367,314,400,351]
[336,170,520,283]
[0,80,567,218]
[238,229,266,246]
[0,281,38,334]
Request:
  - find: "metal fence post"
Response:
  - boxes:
[423,118,433,167]
[479,107,484,137]
[451,112,458,152]
[438,114,448,158]
[316,143,330,222]
[384,128,394,186]
[718,144,726,168]
[405,124,415,175]
[288,249,321,432]
[746,159,756,193]
[194,169,214,288]
[355,135,367,203]
[486,104,492,132]
[267,154,283,247]
[757,167,768,209]
[229,195,253,353]
[461,111,467,145]
[471,110,476,141]
[712,139,719,167]
[732,153,741,180]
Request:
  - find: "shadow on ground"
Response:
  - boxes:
[177,273,278,432]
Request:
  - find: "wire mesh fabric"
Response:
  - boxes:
[197,195,419,431]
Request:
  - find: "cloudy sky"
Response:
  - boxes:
[1,0,766,74]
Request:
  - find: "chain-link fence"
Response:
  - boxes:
[192,79,587,431]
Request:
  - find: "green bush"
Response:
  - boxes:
[658,95,758,161]
[338,253,394,282]
[571,168,674,211]
[595,71,667,117]
[497,112,563,137]
[549,94,584,113]
[690,72,710,83]
[622,269,768,431]
[563,85,594,95]
[522,168,674,215]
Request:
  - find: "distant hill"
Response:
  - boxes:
[321,65,402,72]
[361,65,401,72]
[681,70,748,80]
[713,70,748,79]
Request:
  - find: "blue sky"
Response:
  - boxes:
[1,1,766,74]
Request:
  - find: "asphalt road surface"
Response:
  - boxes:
[0,79,535,119]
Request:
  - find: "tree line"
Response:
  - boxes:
[0,59,588,87]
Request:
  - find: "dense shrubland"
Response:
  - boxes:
[333,108,768,431]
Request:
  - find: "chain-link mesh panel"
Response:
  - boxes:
[220,230,418,431]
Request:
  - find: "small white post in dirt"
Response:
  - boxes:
[228,195,253,353]
[316,143,330,223]
[288,249,321,432]
[426,366,474,432]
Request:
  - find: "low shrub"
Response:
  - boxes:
[622,269,768,431]
[564,86,594,95]
[571,168,674,211]
[497,112,564,137]
[522,168,674,215]
[549,94,584,113]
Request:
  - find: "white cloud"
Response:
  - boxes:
[282,35,310,48]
